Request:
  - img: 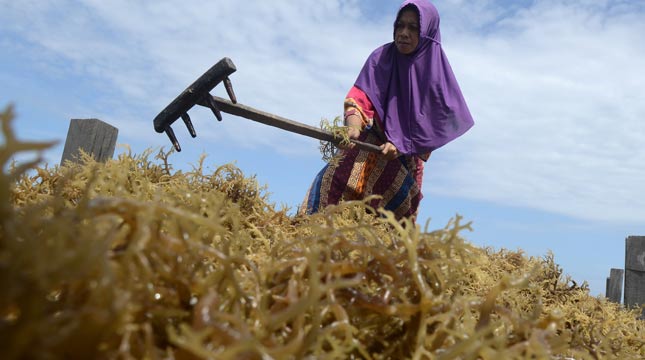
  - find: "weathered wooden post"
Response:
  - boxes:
[60,118,118,165]
[605,268,624,304]
[624,236,645,319]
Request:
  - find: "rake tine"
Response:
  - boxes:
[164,126,181,152]
[224,77,237,104]
[181,113,196,137]
[203,94,223,121]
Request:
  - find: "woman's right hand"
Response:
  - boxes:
[337,126,360,150]
[346,125,361,140]
[339,113,363,149]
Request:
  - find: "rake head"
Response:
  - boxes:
[153,57,237,152]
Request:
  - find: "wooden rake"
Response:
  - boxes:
[153,57,381,153]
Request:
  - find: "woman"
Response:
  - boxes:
[301,0,474,220]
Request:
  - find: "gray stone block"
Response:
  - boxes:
[60,119,118,165]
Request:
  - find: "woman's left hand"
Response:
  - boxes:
[380,142,399,160]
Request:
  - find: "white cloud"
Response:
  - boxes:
[1,0,643,223]
[429,0,645,223]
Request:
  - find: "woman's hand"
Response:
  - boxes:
[380,141,399,160]
[339,113,363,150]
[346,125,361,140]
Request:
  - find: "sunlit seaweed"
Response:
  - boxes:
[319,116,351,165]
[1,104,644,359]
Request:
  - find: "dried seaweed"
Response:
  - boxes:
[1,104,644,359]
[319,116,350,165]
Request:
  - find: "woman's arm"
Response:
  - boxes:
[344,86,399,159]
[344,86,375,139]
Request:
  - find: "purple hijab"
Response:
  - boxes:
[354,0,474,155]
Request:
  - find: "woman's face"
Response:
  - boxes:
[394,9,420,55]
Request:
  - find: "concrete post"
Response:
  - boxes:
[624,236,645,319]
[605,268,624,304]
[60,118,118,165]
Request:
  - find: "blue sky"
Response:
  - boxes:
[1,0,644,298]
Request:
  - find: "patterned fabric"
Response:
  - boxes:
[301,89,426,219]
[344,87,375,129]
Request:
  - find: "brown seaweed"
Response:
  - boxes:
[1,104,643,359]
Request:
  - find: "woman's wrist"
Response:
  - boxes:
[344,112,362,126]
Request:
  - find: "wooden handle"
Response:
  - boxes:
[211,96,382,153]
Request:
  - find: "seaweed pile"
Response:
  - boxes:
[1,105,644,359]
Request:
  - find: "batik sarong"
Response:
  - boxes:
[300,130,424,219]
